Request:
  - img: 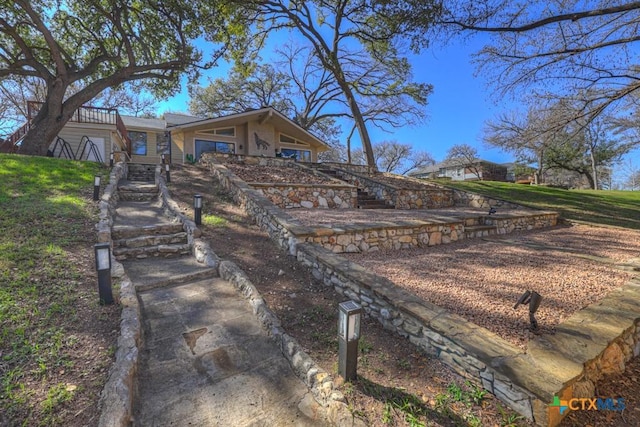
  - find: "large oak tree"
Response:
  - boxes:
[235,0,436,169]
[1,0,245,155]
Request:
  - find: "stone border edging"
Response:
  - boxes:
[97,161,142,427]
[217,260,359,426]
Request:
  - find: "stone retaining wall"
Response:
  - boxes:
[253,183,357,209]
[331,168,455,209]
[295,242,640,427]
[451,187,523,209]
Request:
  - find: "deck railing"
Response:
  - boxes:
[12,101,132,156]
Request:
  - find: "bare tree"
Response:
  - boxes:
[427,2,640,134]
[352,140,435,175]
[235,0,433,169]
[445,144,482,180]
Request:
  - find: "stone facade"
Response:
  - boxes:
[254,183,357,209]
[331,168,456,210]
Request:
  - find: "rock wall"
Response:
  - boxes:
[330,168,455,209]
[253,183,357,209]
[295,242,640,427]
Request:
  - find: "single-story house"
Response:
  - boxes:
[3,102,329,164]
[410,159,508,182]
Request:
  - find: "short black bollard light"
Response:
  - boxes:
[94,242,114,305]
[93,175,101,201]
[338,300,362,381]
[165,163,171,183]
[514,290,542,330]
[161,153,166,164]
[109,152,114,167]
[194,194,203,225]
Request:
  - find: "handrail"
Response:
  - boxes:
[2,121,30,152]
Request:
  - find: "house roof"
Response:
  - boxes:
[121,115,166,131]
[163,112,203,126]
[409,158,508,176]
[168,107,329,152]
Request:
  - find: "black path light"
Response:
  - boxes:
[109,152,114,167]
[165,163,171,183]
[161,153,165,164]
[514,290,542,330]
[194,194,203,225]
[94,242,114,305]
[93,175,101,201]
[338,300,363,381]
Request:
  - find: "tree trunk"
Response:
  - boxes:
[589,149,598,189]
[336,79,376,170]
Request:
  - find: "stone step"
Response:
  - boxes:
[112,223,185,240]
[127,164,156,181]
[113,232,188,249]
[465,225,497,238]
[113,243,192,261]
[119,192,158,202]
[358,202,395,209]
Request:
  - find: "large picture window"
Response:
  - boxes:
[194,139,235,160]
[129,131,147,155]
[281,149,311,162]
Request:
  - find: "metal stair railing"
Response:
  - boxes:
[77,135,104,163]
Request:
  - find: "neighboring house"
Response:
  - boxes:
[410,159,508,182]
[2,103,329,164]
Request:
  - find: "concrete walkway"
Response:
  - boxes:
[115,194,328,426]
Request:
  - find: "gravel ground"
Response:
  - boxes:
[288,207,542,226]
[344,224,640,349]
[224,163,335,184]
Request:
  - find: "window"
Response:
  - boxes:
[129,131,147,155]
[194,139,235,160]
[281,149,311,162]
[199,127,235,137]
[156,132,170,155]
[279,133,310,146]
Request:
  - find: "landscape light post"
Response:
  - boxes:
[194,194,203,225]
[338,300,362,381]
[109,152,114,167]
[94,242,114,305]
[93,175,101,201]
[165,163,170,183]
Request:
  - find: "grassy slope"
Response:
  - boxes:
[437,180,640,230]
[0,154,118,425]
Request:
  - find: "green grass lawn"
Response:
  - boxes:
[0,154,119,425]
[436,180,640,230]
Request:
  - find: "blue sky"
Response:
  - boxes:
[156,33,514,164]
[156,33,640,174]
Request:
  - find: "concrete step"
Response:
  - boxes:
[112,223,185,240]
[465,225,497,238]
[113,243,192,261]
[113,232,188,249]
